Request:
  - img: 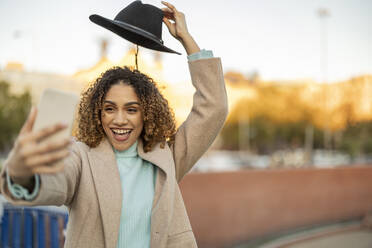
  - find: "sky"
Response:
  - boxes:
[0,0,371,84]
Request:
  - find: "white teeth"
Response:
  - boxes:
[112,129,131,135]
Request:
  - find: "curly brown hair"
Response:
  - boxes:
[76,66,176,152]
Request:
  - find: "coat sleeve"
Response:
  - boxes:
[0,140,82,207]
[171,57,228,182]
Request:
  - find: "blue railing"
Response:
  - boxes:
[0,205,68,248]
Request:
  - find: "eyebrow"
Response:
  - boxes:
[103,100,140,107]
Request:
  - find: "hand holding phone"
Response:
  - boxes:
[7,88,79,183]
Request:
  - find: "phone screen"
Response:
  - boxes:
[33,88,79,142]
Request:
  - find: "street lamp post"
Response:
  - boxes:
[12,30,37,71]
[318,8,331,150]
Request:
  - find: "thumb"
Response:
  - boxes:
[20,106,37,135]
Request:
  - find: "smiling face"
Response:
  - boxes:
[101,82,143,151]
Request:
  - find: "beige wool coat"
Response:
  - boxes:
[1,57,228,248]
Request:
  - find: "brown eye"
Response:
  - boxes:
[104,107,114,112]
[128,108,138,113]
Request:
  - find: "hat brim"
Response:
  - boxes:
[89,14,181,55]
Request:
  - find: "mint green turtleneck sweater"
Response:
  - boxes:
[113,140,157,248]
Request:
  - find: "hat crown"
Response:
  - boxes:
[114,1,163,40]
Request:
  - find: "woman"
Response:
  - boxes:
[1,2,228,248]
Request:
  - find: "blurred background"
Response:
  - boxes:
[0,0,372,247]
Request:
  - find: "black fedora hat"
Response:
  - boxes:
[89,1,181,55]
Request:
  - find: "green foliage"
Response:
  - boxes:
[339,121,372,158]
[221,118,323,154]
[0,81,31,152]
[221,117,372,157]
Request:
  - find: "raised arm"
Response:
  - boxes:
[162,2,229,181]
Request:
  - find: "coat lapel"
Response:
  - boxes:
[137,139,173,178]
[88,138,176,248]
[88,138,122,248]
[137,139,176,247]
[137,139,176,209]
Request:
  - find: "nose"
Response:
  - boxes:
[113,110,128,126]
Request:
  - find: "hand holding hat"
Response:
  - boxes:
[161,1,200,55]
[161,1,189,42]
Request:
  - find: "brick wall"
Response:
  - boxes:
[180,166,372,248]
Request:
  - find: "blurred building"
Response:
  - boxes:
[224,72,372,131]
[0,61,82,105]
[1,41,371,135]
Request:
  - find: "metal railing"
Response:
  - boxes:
[0,205,68,248]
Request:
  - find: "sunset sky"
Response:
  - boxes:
[0,0,371,84]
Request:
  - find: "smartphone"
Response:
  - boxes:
[33,88,79,142]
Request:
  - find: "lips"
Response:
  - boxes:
[111,128,132,142]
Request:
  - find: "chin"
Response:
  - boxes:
[112,140,135,151]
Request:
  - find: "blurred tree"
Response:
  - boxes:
[0,81,31,153]
[339,121,372,159]
[221,117,324,154]
[221,114,372,158]
[220,82,372,157]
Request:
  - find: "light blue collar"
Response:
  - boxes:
[113,140,138,158]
